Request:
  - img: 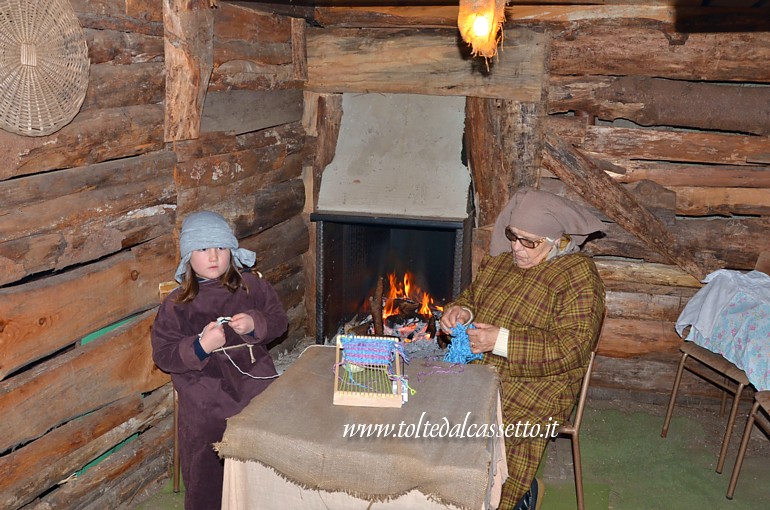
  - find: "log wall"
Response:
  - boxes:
[304,4,770,403]
[0,1,308,508]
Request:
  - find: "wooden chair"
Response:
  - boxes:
[158,280,181,493]
[661,251,769,474]
[726,391,770,499]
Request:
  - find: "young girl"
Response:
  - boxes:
[152,211,288,510]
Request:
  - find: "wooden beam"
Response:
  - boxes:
[163,0,214,142]
[306,27,546,100]
[542,132,708,280]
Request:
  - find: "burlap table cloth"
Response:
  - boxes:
[215,345,505,509]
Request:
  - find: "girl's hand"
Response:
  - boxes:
[228,313,255,336]
[199,322,226,353]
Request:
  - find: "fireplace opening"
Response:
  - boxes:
[311,212,473,345]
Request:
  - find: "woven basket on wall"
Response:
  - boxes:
[0,0,90,137]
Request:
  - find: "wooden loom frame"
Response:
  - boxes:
[333,334,404,408]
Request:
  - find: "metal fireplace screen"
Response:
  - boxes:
[311,212,472,344]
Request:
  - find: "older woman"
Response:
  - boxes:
[440,187,606,510]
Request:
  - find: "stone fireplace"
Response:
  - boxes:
[311,93,474,344]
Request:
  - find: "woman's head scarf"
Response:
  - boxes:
[174,211,256,282]
[489,187,605,256]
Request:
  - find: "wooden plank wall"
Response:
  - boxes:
[306,4,770,403]
[0,1,308,508]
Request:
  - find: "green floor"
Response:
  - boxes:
[135,400,769,509]
[539,400,769,510]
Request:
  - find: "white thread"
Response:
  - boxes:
[214,343,279,380]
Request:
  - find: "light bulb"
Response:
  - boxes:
[471,14,491,39]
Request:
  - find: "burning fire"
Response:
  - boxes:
[382,272,443,319]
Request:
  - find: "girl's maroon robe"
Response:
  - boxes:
[152,272,288,510]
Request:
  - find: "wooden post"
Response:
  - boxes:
[163,0,214,142]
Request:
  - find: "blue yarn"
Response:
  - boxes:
[443,323,482,364]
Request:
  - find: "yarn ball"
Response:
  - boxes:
[443,323,482,364]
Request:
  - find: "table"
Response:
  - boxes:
[676,269,770,391]
[216,344,507,509]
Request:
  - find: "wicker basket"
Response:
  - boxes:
[0,0,90,137]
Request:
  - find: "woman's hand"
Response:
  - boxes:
[467,322,499,353]
[228,313,255,336]
[439,305,472,333]
[199,322,226,353]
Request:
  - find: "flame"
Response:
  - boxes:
[382,271,442,319]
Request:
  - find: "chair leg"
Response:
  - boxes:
[173,389,181,493]
[571,434,585,510]
[662,352,688,438]
[719,376,729,417]
[716,382,746,474]
[726,400,760,499]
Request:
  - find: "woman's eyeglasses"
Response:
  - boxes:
[504,227,545,249]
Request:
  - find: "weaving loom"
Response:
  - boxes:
[333,335,407,408]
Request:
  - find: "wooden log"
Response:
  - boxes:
[587,218,769,271]
[164,0,214,142]
[177,179,305,237]
[549,76,770,136]
[84,28,164,65]
[0,310,168,453]
[597,318,681,358]
[591,353,724,399]
[542,132,709,280]
[580,125,770,166]
[610,161,770,188]
[241,216,309,275]
[550,21,770,82]
[173,121,305,164]
[266,260,305,314]
[0,152,175,284]
[201,89,304,135]
[667,186,770,216]
[546,119,770,168]
[605,290,687,322]
[82,62,165,111]
[0,104,164,180]
[70,0,163,36]
[0,388,172,510]
[213,2,293,66]
[237,121,307,153]
[174,145,302,190]
[28,413,173,510]
[306,27,547,100]
[0,236,176,380]
[209,59,301,91]
[594,259,701,289]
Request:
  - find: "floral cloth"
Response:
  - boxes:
[676,270,770,391]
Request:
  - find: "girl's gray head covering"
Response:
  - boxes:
[175,211,256,282]
[490,187,604,256]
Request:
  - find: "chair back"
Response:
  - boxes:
[571,351,596,431]
[159,280,178,302]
